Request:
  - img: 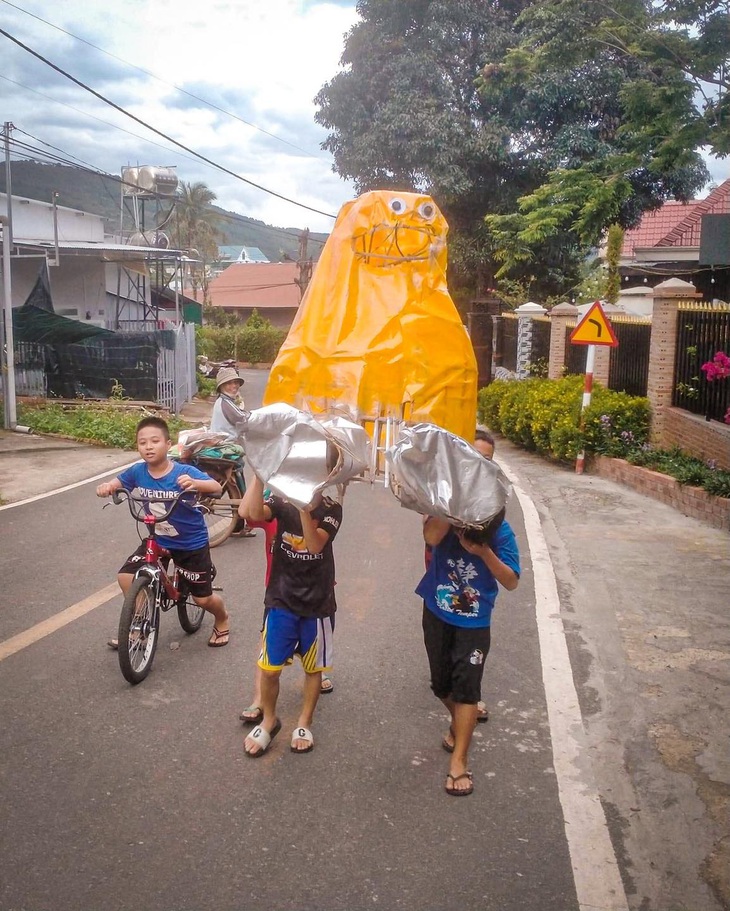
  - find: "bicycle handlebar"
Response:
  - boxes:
[110,487,221,525]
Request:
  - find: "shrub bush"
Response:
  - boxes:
[18,403,188,450]
[477,376,650,461]
[478,377,730,498]
[196,311,287,364]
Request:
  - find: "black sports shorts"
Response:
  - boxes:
[118,543,215,599]
[422,604,491,705]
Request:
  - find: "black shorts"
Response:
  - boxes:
[422,605,491,705]
[118,543,216,599]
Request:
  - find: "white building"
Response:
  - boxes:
[1,192,184,326]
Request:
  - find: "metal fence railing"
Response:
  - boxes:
[529,316,551,376]
[4,325,197,414]
[674,302,730,422]
[501,313,518,372]
[609,317,651,396]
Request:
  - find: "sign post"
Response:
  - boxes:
[569,301,618,474]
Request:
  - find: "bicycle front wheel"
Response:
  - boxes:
[118,576,159,685]
[201,479,239,548]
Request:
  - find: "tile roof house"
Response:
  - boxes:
[620,178,730,301]
[207,262,301,328]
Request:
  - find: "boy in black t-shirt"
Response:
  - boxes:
[240,475,342,757]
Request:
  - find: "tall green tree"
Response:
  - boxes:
[315,0,725,300]
[315,0,555,297]
[165,181,223,303]
[485,0,722,277]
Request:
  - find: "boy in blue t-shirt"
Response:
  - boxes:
[96,416,231,647]
[416,435,520,796]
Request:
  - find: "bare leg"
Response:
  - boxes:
[117,572,133,596]
[447,702,478,792]
[244,667,281,757]
[194,593,228,631]
[107,573,137,648]
[292,670,321,751]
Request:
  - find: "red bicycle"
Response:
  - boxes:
[108,488,216,684]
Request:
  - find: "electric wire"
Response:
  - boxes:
[5,132,329,249]
[0,0,326,160]
[0,26,338,220]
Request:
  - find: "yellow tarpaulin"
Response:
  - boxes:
[264,190,477,441]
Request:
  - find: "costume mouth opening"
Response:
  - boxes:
[351,223,443,265]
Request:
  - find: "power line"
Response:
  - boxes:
[1,0,326,160]
[0,26,338,220]
[5,131,329,247]
[0,79,325,246]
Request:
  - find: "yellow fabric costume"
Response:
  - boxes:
[264,190,477,441]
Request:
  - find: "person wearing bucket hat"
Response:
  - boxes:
[210,367,256,538]
[211,367,245,440]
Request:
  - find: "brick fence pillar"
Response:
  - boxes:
[548,302,578,379]
[647,277,702,444]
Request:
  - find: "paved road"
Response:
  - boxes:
[0,467,582,911]
[1,367,728,911]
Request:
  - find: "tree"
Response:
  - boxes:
[315,0,725,300]
[484,0,723,277]
[165,181,223,304]
[315,0,544,293]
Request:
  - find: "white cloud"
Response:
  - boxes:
[0,0,359,232]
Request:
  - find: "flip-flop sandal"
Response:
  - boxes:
[244,719,281,758]
[320,676,334,694]
[291,726,314,753]
[207,627,230,648]
[445,771,474,796]
[239,705,263,725]
[442,726,456,754]
[477,701,489,723]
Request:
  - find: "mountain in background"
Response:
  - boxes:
[0,161,328,262]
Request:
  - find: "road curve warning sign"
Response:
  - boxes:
[570,301,619,347]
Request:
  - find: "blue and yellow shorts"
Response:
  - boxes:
[259,606,334,673]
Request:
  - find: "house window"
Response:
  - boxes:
[59,308,78,317]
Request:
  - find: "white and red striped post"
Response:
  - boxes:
[574,344,595,475]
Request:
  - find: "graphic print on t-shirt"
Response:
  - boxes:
[281,531,323,561]
[436,556,481,618]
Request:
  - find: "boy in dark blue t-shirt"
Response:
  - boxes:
[417,434,520,796]
[96,416,231,647]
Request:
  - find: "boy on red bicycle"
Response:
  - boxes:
[96,416,231,647]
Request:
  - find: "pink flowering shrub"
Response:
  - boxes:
[700,351,730,424]
[701,351,730,383]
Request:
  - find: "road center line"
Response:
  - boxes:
[0,583,119,663]
[498,457,629,911]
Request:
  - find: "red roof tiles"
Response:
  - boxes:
[622,179,730,255]
[208,262,301,310]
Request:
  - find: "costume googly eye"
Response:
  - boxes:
[418,201,436,221]
[389,197,407,214]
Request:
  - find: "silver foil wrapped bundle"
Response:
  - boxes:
[242,403,371,508]
[384,423,510,527]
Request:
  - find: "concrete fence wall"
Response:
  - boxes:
[473,279,730,470]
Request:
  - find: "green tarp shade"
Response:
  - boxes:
[12,304,115,344]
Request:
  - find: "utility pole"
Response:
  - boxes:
[295,228,313,300]
[1,121,17,429]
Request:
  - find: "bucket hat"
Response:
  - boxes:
[215,366,244,391]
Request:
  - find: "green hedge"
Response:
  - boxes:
[196,323,287,364]
[477,376,730,497]
[18,403,189,450]
[477,376,650,461]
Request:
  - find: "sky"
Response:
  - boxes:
[0,0,360,234]
[1,0,727,243]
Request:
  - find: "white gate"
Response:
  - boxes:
[157,323,196,413]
